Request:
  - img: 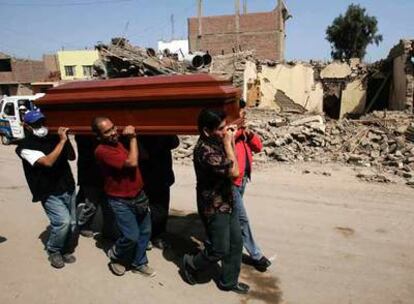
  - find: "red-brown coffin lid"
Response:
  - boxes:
[36,74,241,135]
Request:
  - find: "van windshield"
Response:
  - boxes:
[17,99,32,110]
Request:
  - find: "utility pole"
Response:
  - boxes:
[196,0,203,50]
[170,14,175,41]
[243,0,247,14]
[235,0,240,52]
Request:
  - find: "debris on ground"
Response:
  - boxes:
[174,109,414,186]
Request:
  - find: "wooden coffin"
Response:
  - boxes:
[36,74,241,135]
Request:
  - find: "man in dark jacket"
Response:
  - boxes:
[139,135,179,249]
[16,110,77,269]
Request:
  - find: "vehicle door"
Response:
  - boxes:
[1,99,24,139]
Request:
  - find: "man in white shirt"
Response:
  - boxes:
[16,110,77,269]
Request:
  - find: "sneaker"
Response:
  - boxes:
[48,252,65,269]
[146,241,153,251]
[182,254,196,285]
[62,253,76,264]
[108,262,126,276]
[254,256,272,272]
[131,264,156,277]
[79,229,94,238]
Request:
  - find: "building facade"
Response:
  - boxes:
[0,52,48,96]
[188,0,290,61]
[57,50,99,80]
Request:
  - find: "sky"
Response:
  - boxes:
[0,0,412,62]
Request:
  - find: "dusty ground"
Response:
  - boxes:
[0,143,413,304]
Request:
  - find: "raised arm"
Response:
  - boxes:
[36,127,71,167]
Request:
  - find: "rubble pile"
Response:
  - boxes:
[94,38,256,85]
[94,38,190,78]
[210,50,256,87]
[173,110,414,185]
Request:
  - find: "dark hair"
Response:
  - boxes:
[91,116,109,135]
[197,109,226,133]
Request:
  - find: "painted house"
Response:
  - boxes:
[57,50,100,80]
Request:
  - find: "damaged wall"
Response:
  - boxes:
[388,39,414,112]
[339,79,367,119]
[258,63,323,113]
[319,60,368,119]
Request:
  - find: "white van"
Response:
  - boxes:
[0,94,45,145]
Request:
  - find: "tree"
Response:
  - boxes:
[326,4,383,60]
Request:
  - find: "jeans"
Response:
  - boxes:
[41,191,77,254]
[192,211,243,288]
[108,196,151,267]
[233,176,263,261]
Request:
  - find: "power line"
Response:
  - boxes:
[126,2,196,40]
[0,0,133,7]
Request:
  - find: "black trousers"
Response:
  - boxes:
[192,211,243,288]
[76,185,120,240]
[145,185,170,239]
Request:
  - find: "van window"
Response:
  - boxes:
[4,102,15,116]
[17,99,32,110]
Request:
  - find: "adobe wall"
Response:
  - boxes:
[388,39,414,112]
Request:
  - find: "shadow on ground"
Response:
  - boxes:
[38,226,50,249]
[0,235,7,244]
[162,209,221,285]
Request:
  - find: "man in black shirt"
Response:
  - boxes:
[139,135,179,249]
[16,110,77,269]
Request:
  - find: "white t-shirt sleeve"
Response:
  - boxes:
[20,149,46,166]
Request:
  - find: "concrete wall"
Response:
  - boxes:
[57,50,99,80]
[258,63,323,113]
[188,4,288,61]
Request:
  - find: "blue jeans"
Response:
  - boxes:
[41,191,77,254]
[233,176,263,261]
[108,197,151,267]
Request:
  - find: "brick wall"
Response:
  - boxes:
[188,9,286,61]
[0,58,47,84]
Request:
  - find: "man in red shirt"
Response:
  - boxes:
[92,117,155,277]
[233,100,271,272]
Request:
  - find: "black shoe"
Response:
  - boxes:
[48,252,65,269]
[62,253,76,264]
[254,256,272,272]
[182,254,196,285]
[218,282,250,294]
[152,238,170,250]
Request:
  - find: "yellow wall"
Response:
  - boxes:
[57,50,99,80]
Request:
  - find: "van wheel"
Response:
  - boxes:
[1,136,11,145]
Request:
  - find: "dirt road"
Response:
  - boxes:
[0,143,413,304]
